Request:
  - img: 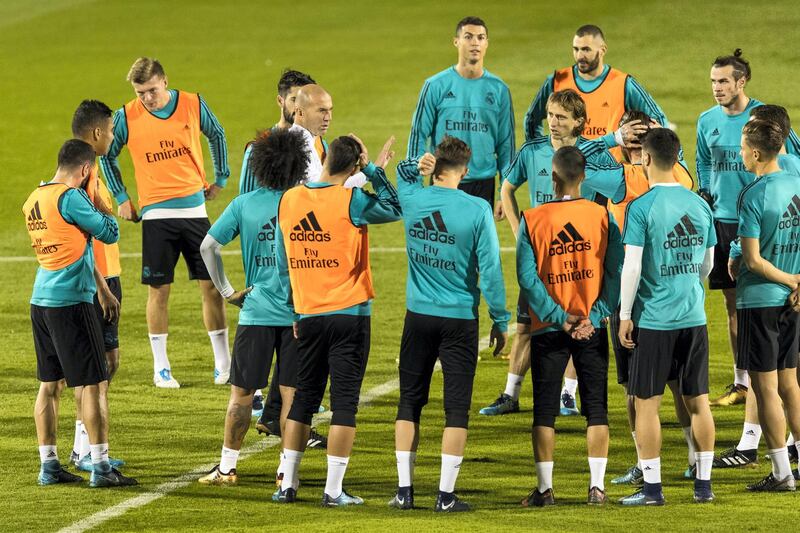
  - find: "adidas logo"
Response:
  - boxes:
[779,194,800,229]
[47,451,57,458]
[711,128,720,136]
[26,201,47,230]
[538,168,549,176]
[258,216,277,241]
[290,211,330,242]
[745,430,756,436]
[548,222,591,255]
[601,101,610,108]
[643,466,652,471]
[409,210,455,244]
[664,214,704,249]
[444,91,456,99]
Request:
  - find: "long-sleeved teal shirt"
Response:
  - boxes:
[275,163,402,319]
[523,65,668,141]
[396,158,510,331]
[407,66,515,183]
[30,185,119,307]
[99,89,229,213]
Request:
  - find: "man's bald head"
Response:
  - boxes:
[294,84,333,137]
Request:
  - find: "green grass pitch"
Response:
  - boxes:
[1,0,799,531]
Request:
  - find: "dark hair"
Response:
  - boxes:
[742,119,784,156]
[641,128,681,169]
[618,109,652,144]
[551,146,586,185]
[547,89,587,137]
[249,129,309,191]
[58,139,96,169]
[575,24,605,41]
[455,16,487,36]
[327,136,362,175]
[712,49,751,81]
[71,100,113,138]
[433,136,471,178]
[749,104,791,140]
[277,69,316,98]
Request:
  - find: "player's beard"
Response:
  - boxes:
[577,53,600,74]
[283,106,295,125]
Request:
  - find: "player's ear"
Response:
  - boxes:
[162,76,169,89]
[276,94,283,108]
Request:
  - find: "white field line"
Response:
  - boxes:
[58,329,509,533]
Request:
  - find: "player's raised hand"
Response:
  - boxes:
[348,133,370,168]
[118,199,140,222]
[618,319,635,349]
[489,324,508,356]
[418,153,436,176]
[226,286,253,308]
[617,119,648,147]
[375,135,396,169]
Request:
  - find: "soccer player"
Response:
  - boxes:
[733,119,800,492]
[24,139,135,487]
[517,146,623,507]
[389,137,510,512]
[617,128,717,506]
[68,100,127,472]
[407,16,514,217]
[523,24,668,154]
[273,135,401,506]
[99,57,230,388]
[197,129,308,485]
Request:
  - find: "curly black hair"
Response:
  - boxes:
[249,129,309,190]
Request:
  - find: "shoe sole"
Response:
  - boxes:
[479,408,519,416]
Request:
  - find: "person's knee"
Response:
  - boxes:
[39,380,63,399]
[148,285,171,305]
[106,350,120,379]
[396,405,422,424]
[444,409,469,429]
[331,410,357,427]
[533,414,556,428]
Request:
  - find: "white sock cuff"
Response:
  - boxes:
[39,445,57,463]
[284,449,304,460]
[396,450,416,460]
[208,328,228,337]
[327,454,349,464]
[148,333,168,339]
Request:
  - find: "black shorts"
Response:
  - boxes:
[530,329,609,428]
[629,326,709,399]
[396,311,479,429]
[709,221,737,290]
[92,276,122,351]
[141,217,212,285]
[31,303,108,387]
[608,307,633,385]
[288,315,370,428]
[457,177,495,207]
[516,292,531,325]
[231,325,298,390]
[737,305,799,372]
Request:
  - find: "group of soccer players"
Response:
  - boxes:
[23,15,800,512]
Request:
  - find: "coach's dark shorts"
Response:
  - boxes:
[396,311,479,429]
[709,221,737,290]
[231,325,298,390]
[629,326,709,399]
[531,329,609,428]
[516,292,531,325]
[92,276,122,351]
[288,315,371,428]
[608,307,633,385]
[31,303,108,387]
[737,305,799,372]
[141,217,212,285]
[458,177,495,207]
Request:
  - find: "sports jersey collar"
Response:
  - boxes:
[572,64,611,83]
[450,65,487,81]
[652,183,682,187]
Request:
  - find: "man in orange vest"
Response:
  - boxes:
[24,139,136,487]
[523,25,669,151]
[273,134,401,506]
[99,57,231,388]
[516,145,623,507]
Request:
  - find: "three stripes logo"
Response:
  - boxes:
[778,195,800,230]
[444,91,456,99]
[664,214,704,249]
[409,210,455,244]
[289,211,331,242]
[711,128,720,136]
[258,216,277,241]
[548,222,591,255]
[537,168,549,176]
[26,201,47,231]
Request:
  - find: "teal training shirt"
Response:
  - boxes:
[396,158,510,331]
[99,89,230,211]
[735,170,800,309]
[207,187,293,326]
[30,186,120,307]
[407,66,515,182]
[523,65,669,141]
[622,185,716,330]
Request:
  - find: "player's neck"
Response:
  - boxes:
[78,136,103,156]
[556,184,581,199]
[647,168,675,185]
[320,170,349,185]
[753,158,781,177]
[551,135,578,150]
[276,117,292,129]
[722,93,749,116]
[432,171,461,189]
[455,60,484,79]
[576,61,605,81]
[51,168,82,188]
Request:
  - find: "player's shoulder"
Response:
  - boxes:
[425,67,457,85]
[519,137,551,153]
[481,68,509,88]
[627,186,659,213]
[697,105,721,125]
[454,189,493,218]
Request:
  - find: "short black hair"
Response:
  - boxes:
[327,136,362,175]
[749,104,791,140]
[433,136,471,178]
[742,119,784,156]
[71,100,113,138]
[58,139,96,169]
[642,128,681,169]
[575,24,605,41]
[277,69,316,98]
[712,49,751,81]
[249,129,309,191]
[551,145,586,186]
[456,16,487,36]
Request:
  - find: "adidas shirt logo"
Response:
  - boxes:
[549,222,591,255]
[26,201,47,231]
[444,91,456,99]
[538,168,549,176]
[289,211,330,242]
[601,101,610,107]
[664,214,704,249]
[711,128,720,136]
[779,194,800,229]
[258,216,277,241]
[409,210,455,244]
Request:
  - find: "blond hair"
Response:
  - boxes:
[126,57,165,84]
